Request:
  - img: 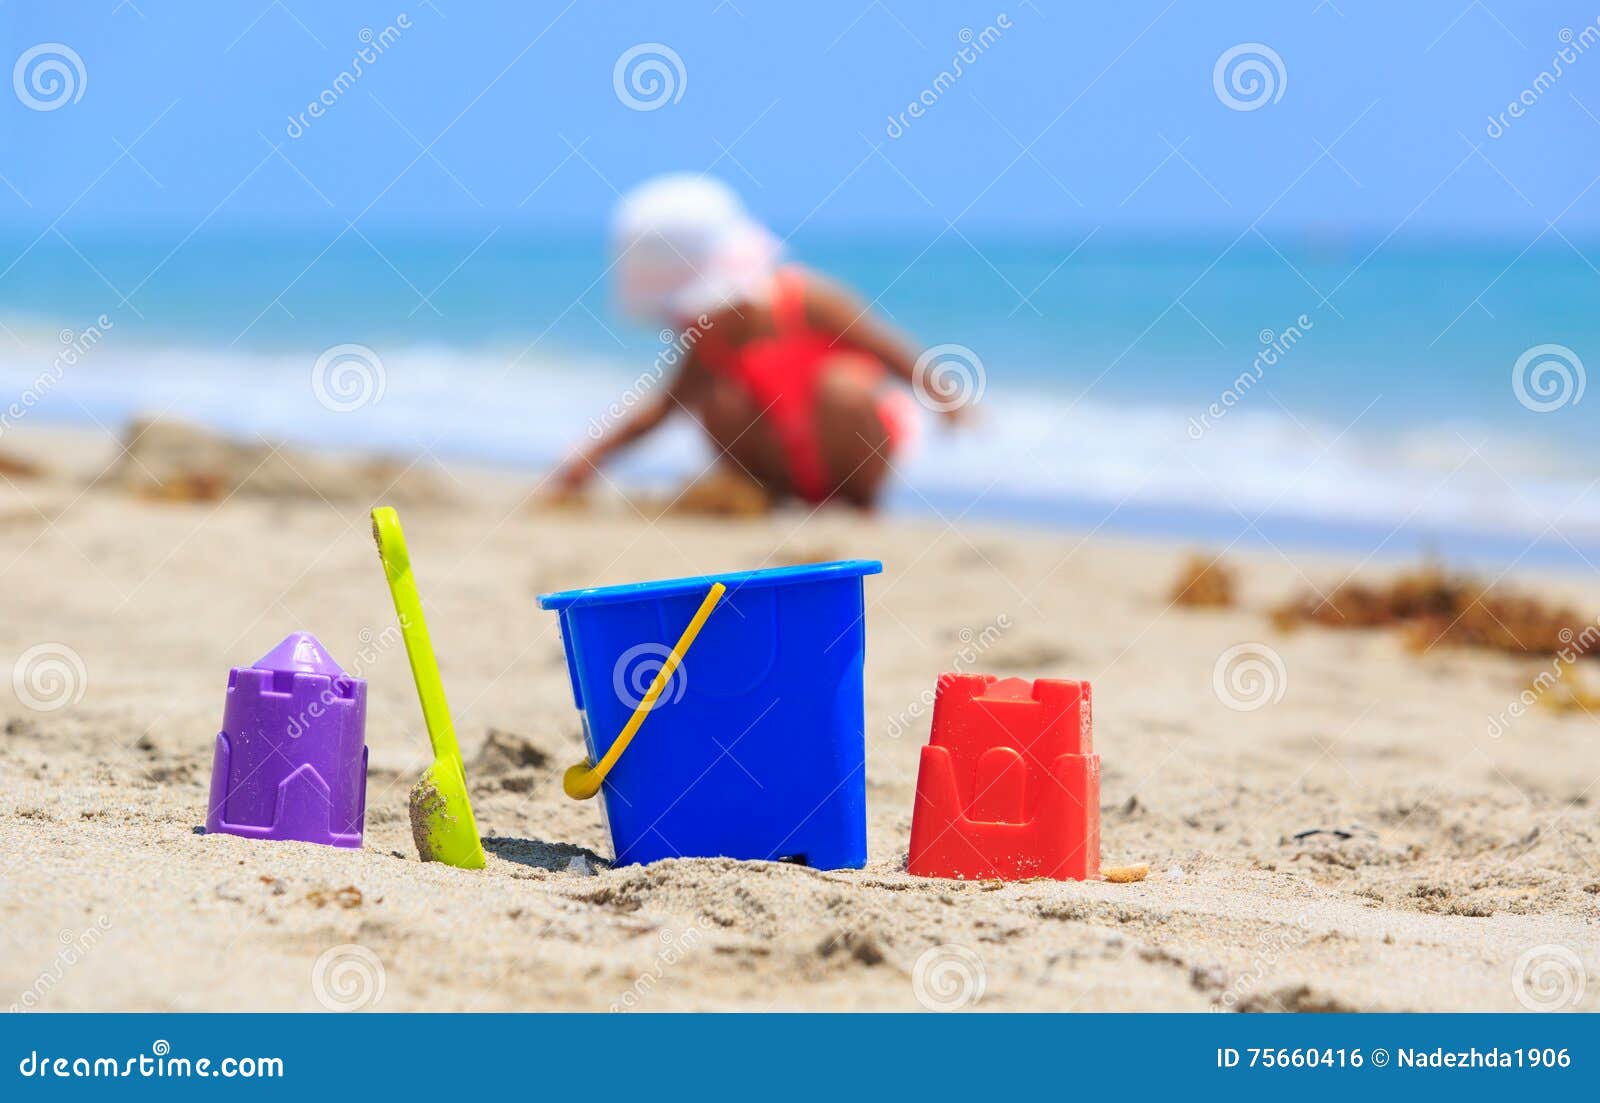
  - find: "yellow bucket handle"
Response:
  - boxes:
[562,582,726,800]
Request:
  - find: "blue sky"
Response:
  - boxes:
[5,1,1599,238]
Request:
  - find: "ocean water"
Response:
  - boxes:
[1,229,1596,566]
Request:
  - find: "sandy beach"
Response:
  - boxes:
[1,422,1596,1013]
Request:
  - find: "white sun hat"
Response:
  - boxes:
[611,174,782,323]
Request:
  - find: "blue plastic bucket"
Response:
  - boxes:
[538,560,882,868]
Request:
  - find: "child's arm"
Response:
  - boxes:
[552,360,703,493]
[801,275,935,397]
[552,393,669,492]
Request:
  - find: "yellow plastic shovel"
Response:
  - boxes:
[370,507,485,870]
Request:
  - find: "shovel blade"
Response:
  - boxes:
[409,758,485,870]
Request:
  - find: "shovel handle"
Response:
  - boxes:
[371,507,463,769]
[563,581,725,800]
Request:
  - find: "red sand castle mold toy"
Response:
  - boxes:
[907,673,1099,881]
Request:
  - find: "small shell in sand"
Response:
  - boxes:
[1102,864,1149,883]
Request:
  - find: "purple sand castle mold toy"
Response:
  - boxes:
[206,632,368,848]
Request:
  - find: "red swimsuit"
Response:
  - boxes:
[695,267,911,502]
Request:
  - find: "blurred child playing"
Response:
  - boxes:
[554,174,953,509]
